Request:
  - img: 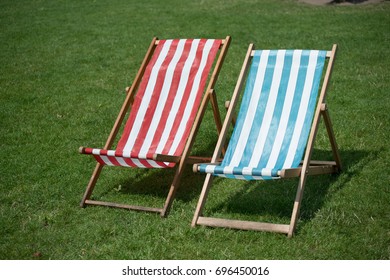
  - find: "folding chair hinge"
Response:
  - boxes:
[320,103,328,112]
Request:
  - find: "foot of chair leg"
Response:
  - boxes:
[160,209,168,218]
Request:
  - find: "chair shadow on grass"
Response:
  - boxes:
[202,148,377,233]
[90,148,377,228]
[90,140,217,210]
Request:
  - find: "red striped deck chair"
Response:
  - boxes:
[80,37,231,216]
[192,44,342,237]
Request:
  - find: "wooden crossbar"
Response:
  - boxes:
[197,217,290,234]
[84,200,163,214]
[280,162,338,178]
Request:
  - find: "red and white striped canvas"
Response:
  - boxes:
[83,39,222,168]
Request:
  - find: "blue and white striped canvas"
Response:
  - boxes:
[199,49,327,180]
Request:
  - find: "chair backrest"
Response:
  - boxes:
[115,39,222,167]
[220,49,327,179]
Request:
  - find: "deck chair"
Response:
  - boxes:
[192,44,342,237]
[79,36,231,217]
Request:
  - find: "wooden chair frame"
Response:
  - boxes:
[192,44,341,237]
[80,36,231,217]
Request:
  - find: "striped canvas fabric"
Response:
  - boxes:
[199,49,327,180]
[83,39,222,168]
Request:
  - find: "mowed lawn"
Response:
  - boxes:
[0,0,389,259]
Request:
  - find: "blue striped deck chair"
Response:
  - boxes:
[192,44,342,237]
[79,37,230,217]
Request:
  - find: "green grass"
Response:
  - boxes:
[1,0,389,260]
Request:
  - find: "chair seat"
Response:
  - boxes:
[198,163,280,180]
[197,49,327,180]
[82,147,175,168]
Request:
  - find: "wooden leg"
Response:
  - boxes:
[80,163,103,207]
[192,173,214,227]
[209,90,228,155]
[160,161,186,217]
[321,105,342,171]
[224,100,236,126]
[287,106,342,237]
[288,171,308,238]
[209,90,223,135]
